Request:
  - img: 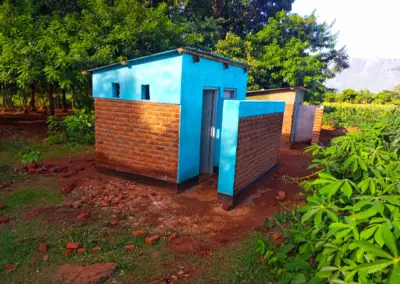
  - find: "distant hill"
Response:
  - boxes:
[326,58,400,93]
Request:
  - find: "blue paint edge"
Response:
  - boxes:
[217,100,285,197]
[217,100,240,196]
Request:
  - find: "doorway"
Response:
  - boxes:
[200,89,217,174]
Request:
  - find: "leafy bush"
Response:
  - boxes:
[21,149,42,164]
[45,109,94,145]
[258,111,400,283]
[322,103,398,127]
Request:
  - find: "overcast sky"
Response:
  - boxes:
[292,0,400,58]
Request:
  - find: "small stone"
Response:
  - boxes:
[62,172,72,178]
[66,242,80,250]
[132,230,148,237]
[0,216,9,224]
[171,275,178,281]
[124,244,134,251]
[39,243,48,253]
[76,212,90,222]
[275,191,286,202]
[111,196,121,205]
[73,200,82,209]
[92,247,101,253]
[145,236,159,246]
[169,232,178,240]
[63,248,74,256]
[5,263,17,272]
[64,202,73,208]
[181,274,191,278]
[178,270,184,275]
[221,203,232,211]
[43,254,49,260]
[109,220,118,226]
[77,248,87,254]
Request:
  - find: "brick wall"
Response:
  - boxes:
[281,104,294,143]
[311,107,324,145]
[94,98,180,183]
[234,113,283,194]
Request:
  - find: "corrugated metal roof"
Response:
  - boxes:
[85,47,249,74]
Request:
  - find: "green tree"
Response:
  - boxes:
[216,11,349,101]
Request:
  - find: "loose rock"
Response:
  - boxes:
[145,236,159,246]
[77,248,87,254]
[39,243,48,253]
[0,216,9,224]
[132,230,148,237]
[92,247,101,253]
[56,262,117,284]
[124,244,134,251]
[275,191,286,202]
[64,248,74,256]
[66,242,81,250]
[76,212,90,222]
[169,232,178,240]
[73,200,82,209]
[5,263,17,272]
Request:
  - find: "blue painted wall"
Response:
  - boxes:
[92,53,183,104]
[218,100,285,196]
[177,54,248,183]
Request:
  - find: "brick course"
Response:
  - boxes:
[234,113,283,193]
[94,98,180,183]
[311,107,324,145]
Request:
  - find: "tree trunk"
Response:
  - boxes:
[48,84,55,116]
[71,85,76,109]
[61,88,68,112]
[30,84,36,111]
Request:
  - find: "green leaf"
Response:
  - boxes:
[382,223,398,257]
[336,228,352,240]
[290,273,306,284]
[357,259,393,274]
[301,208,319,224]
[320,180,343,197]
[325,209,338,222]
[318,172,338,181]
[351,240,393,259]
[314,211,322,226]
[360,225,378,240]
[389,263,400,284]
[341,181,353,198]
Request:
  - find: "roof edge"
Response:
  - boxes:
[246,86,308,95]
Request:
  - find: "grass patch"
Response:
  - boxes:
[197,233,274,284]
[0,136,93,166]
[0,187,62,214]
[0,218,172,283]
[0,220,44,272]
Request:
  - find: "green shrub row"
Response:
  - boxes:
[45,109,94,145]
[322,103,398,128]
[257,110,400,283]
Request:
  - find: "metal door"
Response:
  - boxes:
[200,89,217,174]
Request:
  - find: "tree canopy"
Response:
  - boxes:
[0,0,348,112]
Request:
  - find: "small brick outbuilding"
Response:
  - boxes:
[247,87,323,144]
[88,48,285,206]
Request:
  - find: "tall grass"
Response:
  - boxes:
[322,103,399,127]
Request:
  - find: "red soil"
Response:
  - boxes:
[1,113,317,254]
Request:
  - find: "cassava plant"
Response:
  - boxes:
[258,109,400,283]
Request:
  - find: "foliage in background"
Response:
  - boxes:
[216,11,349,102]
[257,109,400,283]
[324,86,400,105]
[322,103,398,127]
[45,109,94,145]
[20,148,42,164]
[0,0,347,111]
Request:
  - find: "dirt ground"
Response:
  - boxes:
[0,113,343,282]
